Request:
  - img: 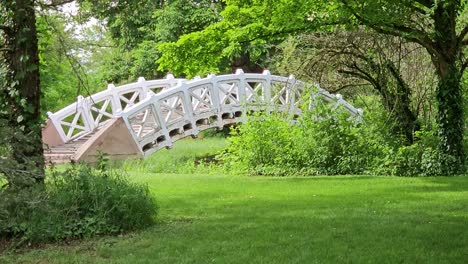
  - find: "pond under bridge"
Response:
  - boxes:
[42,70,363,164]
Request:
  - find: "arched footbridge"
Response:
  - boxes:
[42,70,363,163]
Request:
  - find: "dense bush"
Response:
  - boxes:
[0,164,157,247]
[224,101,382,175]
[223,99,464,176]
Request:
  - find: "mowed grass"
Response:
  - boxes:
[2,137,468,263]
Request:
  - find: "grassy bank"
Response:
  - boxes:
[2,137,468,263]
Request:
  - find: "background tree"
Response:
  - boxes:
[336,0,467,174]
[272,30,438,144]
[77,0,224,82]
[157,0,467,174]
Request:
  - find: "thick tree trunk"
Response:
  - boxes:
[435,61,464,174]
[431,0,465,174]
[2,0,45,185]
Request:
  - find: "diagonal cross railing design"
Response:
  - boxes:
[47,74,181,143]
[45,70,362,160]
[119,70,363,157]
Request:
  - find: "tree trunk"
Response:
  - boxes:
[1,0,45,186]
[431,0,465,174]
[435,61,464,174]
[385,61,419,144]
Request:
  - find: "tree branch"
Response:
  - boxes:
[461,59,468,74]
[329,83,371,93]
[37,0,75,7]
[413,0,434,8]
[340,0,439,58]
[339,69,373,83]
[404,1,429,15]
[459,25,468,47]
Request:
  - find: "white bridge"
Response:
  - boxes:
[42,70,362,163]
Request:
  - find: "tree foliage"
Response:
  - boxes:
[158,0,468,174]
[76,0,224,82]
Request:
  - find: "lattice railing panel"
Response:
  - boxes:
[159,93,186,124]
[128,105,159,140]
[245,80,267,104]
[270,80,289,106]
[47,74,181,143]
[218,81,240,105]
[119,90,142,111]
[60,110,88,139]
[189,84,214,114]
[90,97,114,127]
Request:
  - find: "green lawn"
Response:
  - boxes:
[2,137,468,263]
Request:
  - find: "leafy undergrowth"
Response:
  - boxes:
[0,165,157,251]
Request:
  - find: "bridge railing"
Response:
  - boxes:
[120,70,363,157]
[46,74,181,143]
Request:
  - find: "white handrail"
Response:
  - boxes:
[47,74,183,142]
[119,70,363,157]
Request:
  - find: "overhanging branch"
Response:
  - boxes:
[340,0,440,58]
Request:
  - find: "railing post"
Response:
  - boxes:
[180,80,199,136]
[208,73,221,114]
[335,94,343,109]
[236,69,246,104]
[287,74,296,113]
[77,95,95,131]
[262,70,272,111]
[166,73,177,87]
[138,77,150,100]
[108,83,122,116]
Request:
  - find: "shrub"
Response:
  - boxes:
[0,164,157,247]
[223,100,386,176]
[380,130,452,177]
[222,97,463,177]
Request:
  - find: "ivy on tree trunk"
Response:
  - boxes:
[0,0,45,186]
[339,0,467,174]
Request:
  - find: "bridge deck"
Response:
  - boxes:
[44,131,98,164]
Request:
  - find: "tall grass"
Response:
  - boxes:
[0,165,157,248]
